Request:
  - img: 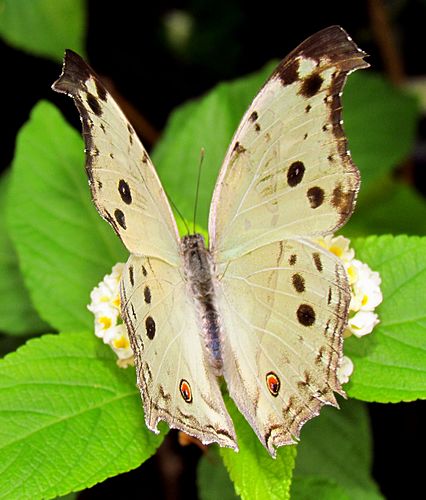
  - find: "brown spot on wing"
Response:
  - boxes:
[114,208,126,229]
[292,273,305,293]
[118,179,132,204]
[95,79,107,102]
[145,316,156,339]
[144,286,151,304]
[299,73,324,98]
[297,304,316,326]
[312,253,323,272]
[86,92,102,116]
[233,141,246,154]
[275,57,300,86]
[332,184,356,222]
[307,186,325,208]
[289,254,297,266]
[287,161,305,187]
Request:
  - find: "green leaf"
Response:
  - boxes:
[295,399,382,500]
[344,72,418,197]
[346,179,426,237]
[198,450,238,500]
[291,476,350,500]
[0,172,49,335]
[346,235,426,402]
[152,68,418,234]
[6,101,127,332]
[151,62,276,231]
[0,0,86,61]
[219,396,297,500]
[0,331,163,499]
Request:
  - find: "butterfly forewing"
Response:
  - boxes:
[209,26,368,261]
[217,239,349,456]
[52,51,180,264]
[120,255,237,449]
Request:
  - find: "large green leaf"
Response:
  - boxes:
[152,63,275,232]
[345,179,426,237]
[0,331,163,499]
[344,72,418,198]
[152,68,418,234]
[0,172,48,335]
[291,476,350,500]
[346,235,426,402]
[0,0,86,61]
[295,399,382,500]
[6,101,127,332]
[219,397,297,500]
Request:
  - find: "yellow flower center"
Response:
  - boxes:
[347,265,357,283]
[361,295,368,306]
[113,336,129,349]
[329,245,343,258]
[98,316,112,329]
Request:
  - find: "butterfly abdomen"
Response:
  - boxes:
[181,234,223,374]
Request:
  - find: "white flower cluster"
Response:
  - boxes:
[317,235,383,384]
[87,263,134,367]
[88,236,382,386]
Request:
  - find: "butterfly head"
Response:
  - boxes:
[181,233,214,287]
[181,233,207,253]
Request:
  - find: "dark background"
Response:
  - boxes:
[0,1,424,498]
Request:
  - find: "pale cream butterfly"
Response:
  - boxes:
[52,26,368,456]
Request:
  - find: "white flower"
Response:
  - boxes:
[337,356,354,384]
[347,259,382,312]
[316,234,383,385]
[88,263,133,366]
[347,310,380,338]
[104,324,133,360]
[317,235,355,263]
[93,307,120,338]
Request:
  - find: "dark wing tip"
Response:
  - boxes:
[299,25,370,71]
[274,26,369,85]
[51,49,94,95]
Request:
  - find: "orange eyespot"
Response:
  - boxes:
[179,379,193,403]
[266,372,280,397]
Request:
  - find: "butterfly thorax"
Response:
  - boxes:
[181,234,223,374]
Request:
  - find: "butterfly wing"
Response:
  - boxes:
[209,26,368,260]
[121,255,237,449]
[209,26,367,455]
[52,50,180,264]
[217,239,349,456]
[53,52,237,448]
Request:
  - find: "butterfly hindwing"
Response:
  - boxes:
[209,26,369,261]
[120,255,237,449]
[217,239,349,456]
[52,51,180,264]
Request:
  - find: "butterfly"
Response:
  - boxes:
[52,26,368,457]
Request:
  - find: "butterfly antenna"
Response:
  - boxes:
[168,196,190,235]
[193,148,205,234]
